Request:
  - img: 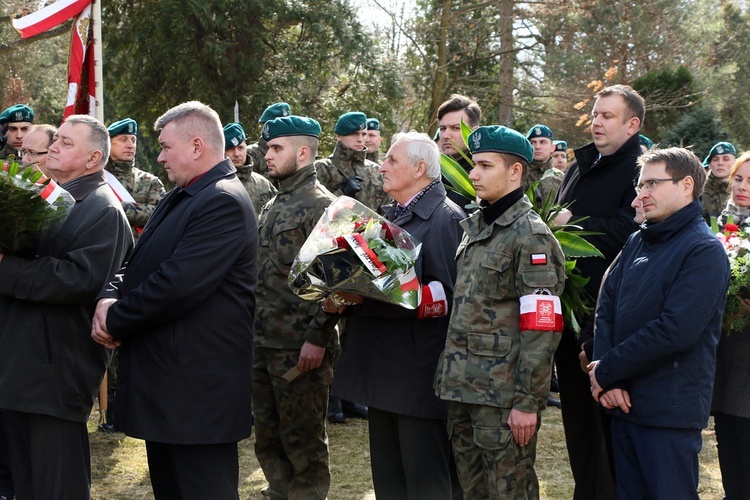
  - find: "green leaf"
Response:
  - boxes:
[710,216,720,234]
[440,154,476,201]
[460,118,473,149]
[554,231,604,258]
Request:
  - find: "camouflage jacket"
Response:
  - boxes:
[701,171,730,223]
[366,151,380,164]
[526,158,563,206]
[314,141,387,212]
[0,143,18,161]
[435,195,566,412]
[236,165,277,216]
[254,164,338,349]
[106,159,166,242]
[246,136,269,178]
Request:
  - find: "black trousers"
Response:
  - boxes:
[714,412,750,499]
[146,441,239,500]
[555,330,617,500]
[3,410,91,500]
[368,407,455,500]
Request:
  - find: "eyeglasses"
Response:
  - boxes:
[634,177,685,194]
[18,149,48,159]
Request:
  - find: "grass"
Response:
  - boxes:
[88,404,725,499]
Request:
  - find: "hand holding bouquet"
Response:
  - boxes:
[289,196,423,309]
[713,216,750,332]
[1,157,75,256]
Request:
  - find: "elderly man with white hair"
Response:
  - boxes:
[331,131,466,498]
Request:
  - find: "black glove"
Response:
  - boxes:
[342,176,364,197]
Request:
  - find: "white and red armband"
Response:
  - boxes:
[519,293,563,332]
[418,281,448,319]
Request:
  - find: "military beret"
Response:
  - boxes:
[469,125,533,164]
[553,140,567,152]
[526,124,553,140]
[259,102,291,124]
[639,134,653,150]
[107,118,138,137]
[366,118,380,131]
[223,123,246,147]
[704,141,737,166]
[262,115,321,141]
[334,112,367,136]
[0,104,34,124]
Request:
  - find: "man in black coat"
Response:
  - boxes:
[553,84,644,499]
[331,131,465,498]
[0,115,133,498]
[92,101,258,499]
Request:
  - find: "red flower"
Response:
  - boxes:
[725,223,740,233]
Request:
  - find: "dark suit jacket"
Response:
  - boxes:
[0,171,132,422]
[102,159,258,444]
[332,183,465,419]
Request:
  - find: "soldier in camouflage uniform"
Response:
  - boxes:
[247,102,292,179]
[701,141,736,222]
[365,117,383,164]
[253,116,338,499]
[551,140,568,172]
[223,122,277,215]
[105,118,166,243]
[435,125,566,498]
[0,104,34,160]
[315,111,388,212]
[525,124,564,206]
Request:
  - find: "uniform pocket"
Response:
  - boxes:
[477,252,512,299]
[466,333,512,389]
[473,425,513,451]
[273,217,305,265]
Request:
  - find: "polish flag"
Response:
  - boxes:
[63,4,95,118]
[104,170,136,204]
[12,0,91,39]
[519,294,563,332]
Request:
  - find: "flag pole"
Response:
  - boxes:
[91,0,103,122]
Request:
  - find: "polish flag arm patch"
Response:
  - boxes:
[530,253,547,265]
[418,281,448,319]
[519,294,563,332]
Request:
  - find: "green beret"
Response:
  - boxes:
[262,115,321,141]
[526,124,553,140]
[107,118,138,137]
[468,125,533,164]
[639,134,653,149]
[704,141,737,166]
[335,112,367,136]
[0,104,34,124]
[553,140,567,152]
[259,102,291,124]
[223,123,246,147]
[366,118,380,131]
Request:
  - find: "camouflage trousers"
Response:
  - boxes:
[253,347,333,500]
[447,402,541,499]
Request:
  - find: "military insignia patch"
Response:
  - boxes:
[717,145,724,154]
[472,132,481,150]
[530,253,547,265]
[232,137,238,146]
[535,126,541,136]
[14,111,22,121]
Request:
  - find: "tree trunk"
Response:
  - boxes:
[497,0,514,127]
[427,0,452,135]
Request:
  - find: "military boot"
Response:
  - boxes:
[327,397,345,424]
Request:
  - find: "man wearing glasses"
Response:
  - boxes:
[589,148,730,498]
[20,124,56,176]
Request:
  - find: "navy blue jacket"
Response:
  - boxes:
[594,200,729,429]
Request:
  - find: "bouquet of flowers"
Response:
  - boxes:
[289,196,423,309]
[712,216,750,332]
[1,156,75,256]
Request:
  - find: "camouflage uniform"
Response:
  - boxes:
[526,158,563,206]
[366,150,380,164]
[435,194,566,498]
[0,144,18,161]
[236,165,277,216]
[106,159,166,242]
[702,171,730,223]
[253,164,338,500]
[314,141,388,212]
[247,136,269,178]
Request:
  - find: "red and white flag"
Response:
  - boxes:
[12,0,91,39]
[63,5,95,118]
[104,170,136,204]
[519,294,564,332]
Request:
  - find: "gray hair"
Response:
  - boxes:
[391,131,441,180]
[31,124,57,147]
[65,115,109,166]
[154,101,225,152]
